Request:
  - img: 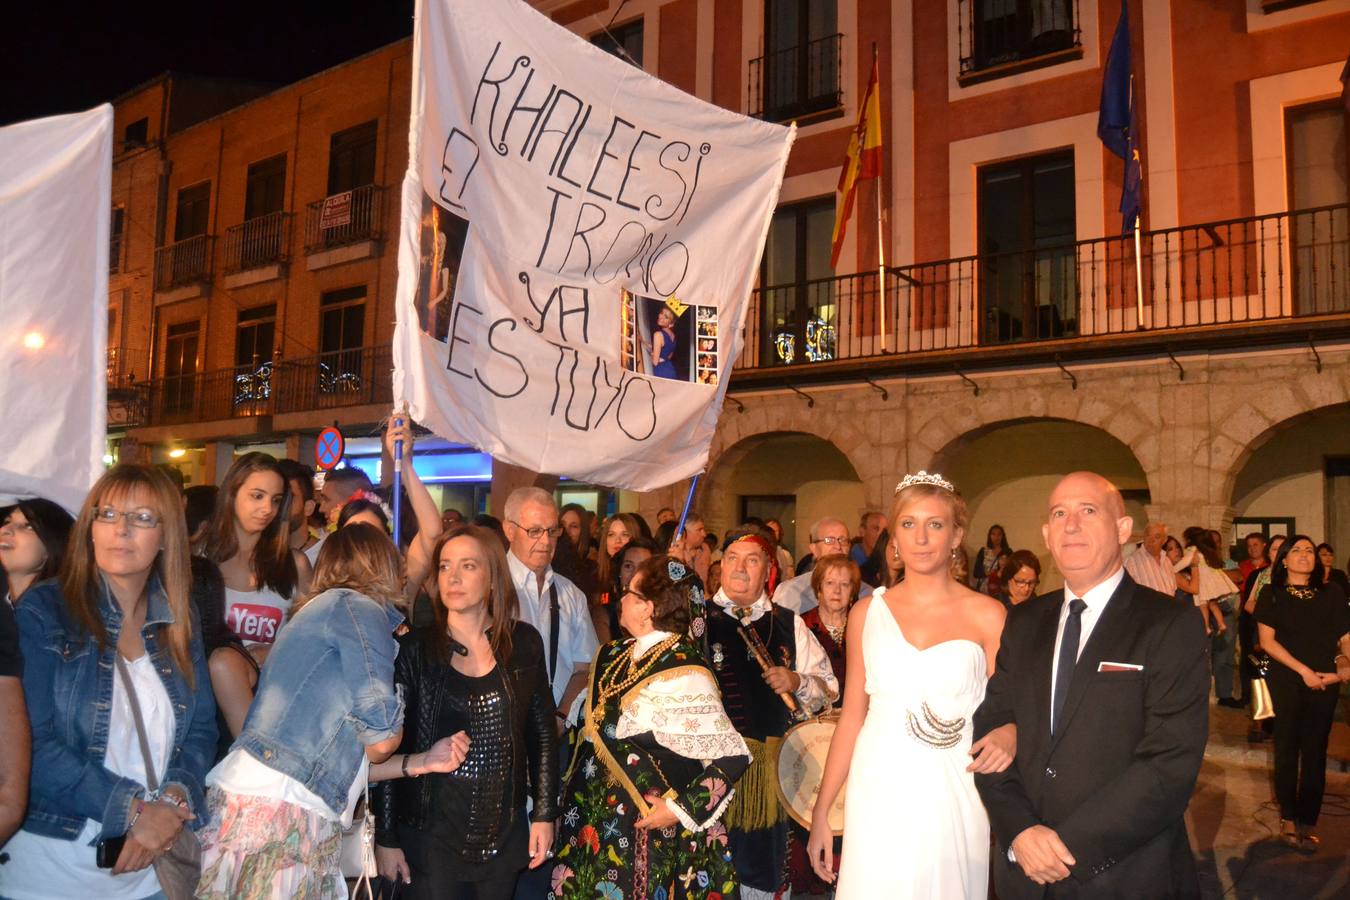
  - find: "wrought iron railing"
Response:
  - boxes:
[153,234,214,291]
[305,184,385,253]
[958,0,1081,82]
[739,203,1350,370]
[223,211,291,274]
[122,345,393,428]
[748,33,843,121]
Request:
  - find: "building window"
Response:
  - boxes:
[977,150,1077,343]
[245,155,288,220]
[1261,0,1322,11]
[109,207,125,273]
[591,18,644,67]
[328,121,378,196]
[162,320,200,413]
[234,304,276,407]
[320,286,367,394]
[174,182,211,241]
[752,0,841,121]
[1286,99,1349,315]
[123,118,149,151]
[760,197,836,364]
[958,0,1083,85]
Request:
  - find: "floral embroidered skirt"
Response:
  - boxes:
[195,788,345,900]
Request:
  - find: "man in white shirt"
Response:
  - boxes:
[771,516,873,614]
[502,487,599,728]
[1123,521,1176,596]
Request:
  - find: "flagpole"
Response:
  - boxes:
[1129,75,1144,329]
[873,43,887,353]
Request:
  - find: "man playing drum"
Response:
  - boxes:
[705,529,838,899]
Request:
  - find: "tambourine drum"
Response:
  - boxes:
[774,714,845,835]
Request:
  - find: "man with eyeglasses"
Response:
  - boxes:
[771,516,873,614]
[502,487,599,734]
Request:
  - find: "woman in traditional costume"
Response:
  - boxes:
[551,557,749,900]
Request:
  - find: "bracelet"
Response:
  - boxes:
[127,798,146,832]
[402,753,416,778]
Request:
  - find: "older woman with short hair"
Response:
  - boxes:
[801,554,861,704]
[996,550,1042,608]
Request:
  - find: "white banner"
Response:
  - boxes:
[0,106,111,513]
[394,0,794,491]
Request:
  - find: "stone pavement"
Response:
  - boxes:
[798,698,1350,899]
[1189,700,1350,900]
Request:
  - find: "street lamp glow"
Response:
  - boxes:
[22,331,45,350]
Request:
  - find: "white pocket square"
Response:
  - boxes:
[1098,661,1144,672]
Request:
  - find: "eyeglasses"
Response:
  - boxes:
[623,588,651,603]
[507,520,563,541]
[1011,577,1039,589]
[93,507,161,529]
[813,536,848,547]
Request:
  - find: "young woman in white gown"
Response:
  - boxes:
[807,473,1015,899]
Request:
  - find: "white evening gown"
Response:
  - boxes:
[834,586,990,899]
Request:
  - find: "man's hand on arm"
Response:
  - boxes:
[1011,825,1076,884]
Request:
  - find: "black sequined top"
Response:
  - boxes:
[430,666,513,861]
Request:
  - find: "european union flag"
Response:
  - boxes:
[1099,0,1142,232]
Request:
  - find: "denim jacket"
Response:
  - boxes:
[15,575,217,842]
[232,587,405,816]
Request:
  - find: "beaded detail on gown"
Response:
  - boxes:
[835,588,990,899]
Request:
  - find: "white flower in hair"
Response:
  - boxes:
[894,471,956,494]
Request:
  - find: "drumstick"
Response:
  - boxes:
[736,620,800,714]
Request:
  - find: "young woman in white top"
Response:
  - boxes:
[195,452,311,740]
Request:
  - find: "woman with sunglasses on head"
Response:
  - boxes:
[0,497,74,605]
[1254,535,1350,853]
[373,524,557,899]
[195,452,311,652]
[1,465,216,900]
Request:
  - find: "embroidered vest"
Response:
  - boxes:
[705,605,797,742]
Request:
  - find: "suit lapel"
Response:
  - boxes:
[1048,574,1138,753]
[1029,591,1062,744]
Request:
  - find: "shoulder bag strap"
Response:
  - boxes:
[548,582,560,683]
[113,653,161,796]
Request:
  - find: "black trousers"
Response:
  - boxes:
[399,820,527,900]
[1267,669,1341,825]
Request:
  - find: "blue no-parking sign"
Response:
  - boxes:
[315,426,345,471]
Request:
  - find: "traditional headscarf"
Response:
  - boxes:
[665,557,707,643]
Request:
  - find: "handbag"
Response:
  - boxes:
[340,781,378,898]
[113,654,202,900]
[1249,654,1275,721]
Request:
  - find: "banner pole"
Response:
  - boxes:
[873,43,887,354]
[672,474,701,549]
[392,406,406,547]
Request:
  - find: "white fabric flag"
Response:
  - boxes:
[394,0,794,491]
[0,106,112,514]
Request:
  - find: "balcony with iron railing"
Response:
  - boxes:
[223,211,291,274]
[153,234,214,292]
[737,203,1350,381]
[958,0,1083,85]
[121,345,393,430]
[748,33,843,122]
[305,184,385,253]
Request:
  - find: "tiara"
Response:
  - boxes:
[895,471,955,494]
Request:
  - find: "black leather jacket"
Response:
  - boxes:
[371,620,559,850]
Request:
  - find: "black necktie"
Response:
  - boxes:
[1052,598,1087,735]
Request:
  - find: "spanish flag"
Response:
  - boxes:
[830,58,883,268]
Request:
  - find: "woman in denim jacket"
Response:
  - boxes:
[1,465,217,900]
[196,522,410,897]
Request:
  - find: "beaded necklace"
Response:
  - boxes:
[594,633,683,709]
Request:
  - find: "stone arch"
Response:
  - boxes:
[1217,398,1350,509]
[701,427,864,558]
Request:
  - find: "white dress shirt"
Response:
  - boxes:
[1123,545,1177,596]
[506,550,599,713]
[708,588,840,712]
[771,569,873,615]
[1049,565,1126,733]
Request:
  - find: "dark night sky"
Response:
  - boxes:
[2,1,416,127]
